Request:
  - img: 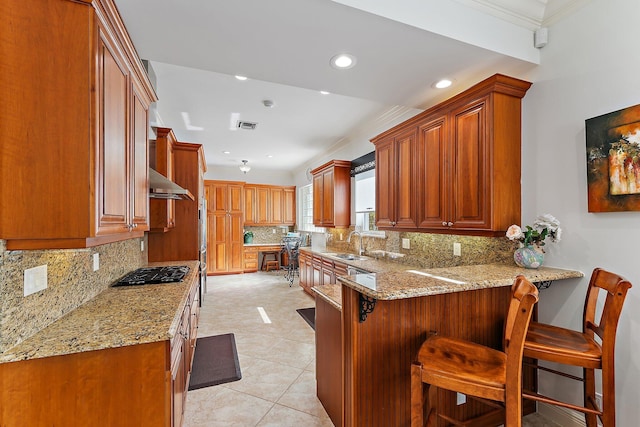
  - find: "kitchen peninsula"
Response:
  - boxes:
[309,249,583,427]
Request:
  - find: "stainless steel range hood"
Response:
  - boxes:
[149,168,194,201]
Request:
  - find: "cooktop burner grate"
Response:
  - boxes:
[113,266,190,286]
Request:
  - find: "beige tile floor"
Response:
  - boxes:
[183,271,561,427]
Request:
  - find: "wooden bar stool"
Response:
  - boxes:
[522,268,632,427]
[260,251,280,271]
[411,276,539,427]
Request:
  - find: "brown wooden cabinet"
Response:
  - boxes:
[149,127,177,232]
[375,128,418,229]
[0,0,156,249]
[311,160,351,228]
[371,74,531,236]
[243,246,259,272]
[298,250,314,295]
[148,141,206,263]
[0,268,200,427]
[316,295,343,427]
[206,180,245,275]
[244,184,296,226]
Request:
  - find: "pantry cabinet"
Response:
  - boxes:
[0,0,157,249]
[311,160,351,228]
[206,180,245,275]
[371,74,531,236]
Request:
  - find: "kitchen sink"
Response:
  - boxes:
[333,253,368,261]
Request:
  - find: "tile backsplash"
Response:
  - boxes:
[325,228,515,268]
[0,238,146,353]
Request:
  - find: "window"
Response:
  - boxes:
[298,184,325,232]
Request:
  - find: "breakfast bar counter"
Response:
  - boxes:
[323,262,583,427]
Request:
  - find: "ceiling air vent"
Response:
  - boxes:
[237,121,258,130]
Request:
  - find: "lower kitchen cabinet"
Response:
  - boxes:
[0,272,200,427]
[315,295,343,427]
[299,251,313,295]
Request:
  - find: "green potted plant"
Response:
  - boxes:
[243,230,254,244]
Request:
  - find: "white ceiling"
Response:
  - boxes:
[115,0,589,173]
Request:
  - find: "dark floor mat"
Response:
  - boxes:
[296,307,315,330]
[188,333,242,390]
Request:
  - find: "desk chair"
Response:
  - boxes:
[281,236,301,286]
[522,268,632,427]
[411,276,539,427]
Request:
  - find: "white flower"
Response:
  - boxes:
[534,213,560,232]
[506,224,524,241]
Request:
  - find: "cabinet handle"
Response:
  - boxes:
[442,221,447,226]
[447,222,453,227]
[391,221,397,226]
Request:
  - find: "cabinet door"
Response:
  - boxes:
[256,186,270,224]
[375,137,396,228]
[312,174,324,226]
[130,83,149,230]
[322,170,335,226]
[97,32,129,235]
[244,185,257,225]
[451,98,491,230]
[393,129,418,228]
[283,187,296,225]
[418,116,449,229]
[270,187,284,224]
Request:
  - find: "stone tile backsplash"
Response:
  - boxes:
[326,228,514,268]
[0,238,146,353]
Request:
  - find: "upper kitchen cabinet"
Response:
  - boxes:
[0,0,157,249]
[149,127,177,232]
[312,160,351,228]
[243,184,296,227]
[148,142,206,263]
[374,128,418,229]
[371,74,531,236]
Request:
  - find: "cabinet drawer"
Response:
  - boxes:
[244,252,258,261]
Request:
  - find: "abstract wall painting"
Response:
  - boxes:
[586,103,640,212]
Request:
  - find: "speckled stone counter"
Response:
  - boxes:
[302,247,583,304]
[313,284,342,310]
[0,260,199,364]
[338,263,584,300]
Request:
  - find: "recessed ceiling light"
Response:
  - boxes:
[266,154,273,158]
[433,79,453,89]
[222,151,230,154]
[235,75,248,81]
[320,90,330,95]
[330,53,357,70]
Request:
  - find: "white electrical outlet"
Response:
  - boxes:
[453,242,461,256]
[141,240,145,252]
[456,392,466,405]
[272,228,276,234]
[24,265,47,296]
[402,238,410,249]
[93,253,100,271]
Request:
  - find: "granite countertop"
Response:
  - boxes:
[338,263,584,301]
[0,260,199,364]
[302,248,583,305]
[312,284,342,311]
[243,243,284,247]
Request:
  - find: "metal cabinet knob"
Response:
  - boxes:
[447,222,453,227]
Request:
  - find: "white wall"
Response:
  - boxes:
[204,165,294,186]
[520,0,640,424]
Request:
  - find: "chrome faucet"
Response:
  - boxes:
[347,230,365,256]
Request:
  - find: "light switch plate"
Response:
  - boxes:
[402,238,410,249]
[93,253,100,271]
[24,265,47,296]
[453,242,461,256]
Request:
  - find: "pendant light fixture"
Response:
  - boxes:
[239,160,251,174]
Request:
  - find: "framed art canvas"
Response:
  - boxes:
[586,103,640,212]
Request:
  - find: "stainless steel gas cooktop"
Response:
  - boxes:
[113,266,190,286]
